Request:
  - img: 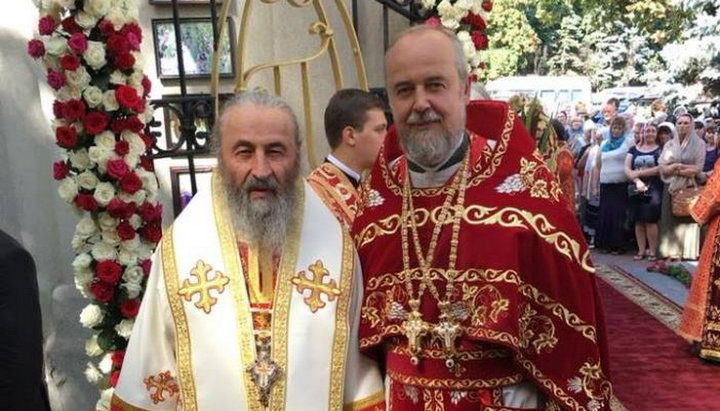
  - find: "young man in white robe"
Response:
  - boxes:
[111,90,384,411]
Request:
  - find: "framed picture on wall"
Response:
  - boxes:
[151,17,235,79]
[169,166,214,216]
[160,93,233,152]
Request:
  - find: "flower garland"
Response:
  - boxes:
[28,0,160,409]
[418,0,493,80]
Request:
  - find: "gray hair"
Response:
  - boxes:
[210,89,301,155]
[389,25,469,82]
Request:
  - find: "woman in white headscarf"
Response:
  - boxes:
[658,114,706,260]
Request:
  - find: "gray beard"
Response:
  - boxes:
[219,166,299,253]
[399,110,464,169]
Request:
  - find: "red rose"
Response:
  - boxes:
[55,125,78,148]
[98,19,116,37]
[47,68,65,90]
[139,133,153,149]
[471,31,488,50]
[119,299,141,318]
[140,222,162,244]
[106,34,129,56]
[463,12,487,30]
[141,76,151,97]
[114,52,135,71]
[74,193,98,211]
[106,158,130,180]
[111,350,126,366]
[61,99,86,122]
[107,198,136,219]
[120,23,142,47]
[110,118,127,134]
[138,202,162,223]
[482,0,493,12]
[115,85,141,111]
[116,221,136,241]
[95,259,123,284]
[38,15,56,36]
[109,370,121,387]
[52,100,64,118]
[53,161,70,180]
[140,259,152,277]
[83,111,108,135]
[119,172,142,194]
[61,16,82,34]
[115,140,130,156]
[67,32,88,54]
[139,155,154,172]
[60,54,81,71]
[27,39,45,59]
[126,116,144,133]
[90,281,114,303]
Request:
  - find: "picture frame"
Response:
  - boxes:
[152,17,235,79]
[161,93,233,151]
[169,166,214,216]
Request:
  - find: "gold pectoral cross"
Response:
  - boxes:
[247,338,281,407]
[435,301,463,370]
[402,299,430,366]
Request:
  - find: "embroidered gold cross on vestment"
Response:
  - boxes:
[291,260,341,312]
[178,260,230,313]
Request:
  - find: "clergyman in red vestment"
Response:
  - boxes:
[351,26,612,411]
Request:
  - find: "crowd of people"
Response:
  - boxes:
[549,99,719,262]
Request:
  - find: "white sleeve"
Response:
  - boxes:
[342,252,385,410]
[111,244,180,411]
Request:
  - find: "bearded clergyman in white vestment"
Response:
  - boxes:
[110,91,385,411]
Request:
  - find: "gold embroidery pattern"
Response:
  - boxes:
[161,227,197,410]
[343,391,385,411]
[496,157,562,203]
[329,233,354,411]
[463,284,509,327]
[213,171,261,411]
[388,369,522,390]
[291,259,342,312]
[567,361,612,411]
[423,388,445,411]
[143,371,179,404]
[518,304,558,354]
[355,205,593,272]
[177,260,230,314]
[367,267,521,291]
[519,284,597,343]
[390,344,511,361]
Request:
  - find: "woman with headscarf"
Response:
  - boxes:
[595,116,632,254]
[657,122,675,148]
[658,113,706,260]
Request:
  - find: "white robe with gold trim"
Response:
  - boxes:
[112,174,383,411]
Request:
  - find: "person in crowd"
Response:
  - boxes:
[567,116,585,157]
[622,112,636,144]
[695,120,706,141]
[579,125,602,247]
[632,119,646,146]
[551,119,576,213]
[624,123,662,261]
[650,99,667,122]
[555,110,568,128]
[595,116,632,254]
[111,91,384,411]
[658,113,706,261]
[657,122,675,148]
[701,123,718,178]
[307,88,387,228]
[352,25,611,410]
[0,229,51,411]
[677,158,720,361]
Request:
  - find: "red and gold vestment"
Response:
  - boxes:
[308,162,360,229]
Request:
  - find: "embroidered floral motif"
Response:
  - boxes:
[449,390,467,405]
[144,371,179,404]
[494,157,562,202]
[403,384,419,404]
[366,189,385,207]
[518,304,558,354]
[495,174,524,194]
[566,361,611,411]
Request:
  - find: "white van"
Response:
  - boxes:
[485,75,592,115]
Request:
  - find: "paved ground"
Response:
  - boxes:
[591,250,694,307]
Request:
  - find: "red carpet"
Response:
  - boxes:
[596,266,720,410]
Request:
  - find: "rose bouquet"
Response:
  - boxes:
[417,0,493,79]
[28,0,161,408]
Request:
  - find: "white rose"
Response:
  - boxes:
[109,70,126,86]
[97,212,118,231]
[44,36,67,56]
[124,154,139,169]
[98,352,113,374]
[130,189,147,205]
[441,16,460,30]
[57,85,82,102]
[71,234,88,253]
[74,269,93,297]
[76,215,98,236]
[137,169,158,195]
[101,229,121,245]
[122,236,140,251]
[72,253,93,269]
[85,335,104,357]
[83,86,104,109]
[103,90,119,111]
[88,146,112,167]
[141,103,155,123]
[128,214,142,230]
[114,319,135,339]
[94,131,116,150]
[122,131,145,156]
[83,41,106,70]
[105,8,128,30]
[93,182,116,206]
[79,304,104,328]
[420,0,437,9]
[75,11,99,29]
[122,281,143,299]
[68,148,92,170]
[76,171,99,190]
[123,265,144,285]
[66,66,91,88]
[437,0,459,18]
[134,243,154,260]
[127,71,143,87]
[57,177,78,202]
[96,388,114,411]
[453,0,472,12]
[85,0,111,17]
[117,247,138,266]
[84,362,104,385]
[91,241,117,260]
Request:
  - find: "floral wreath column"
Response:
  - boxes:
[28,1,161,409]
